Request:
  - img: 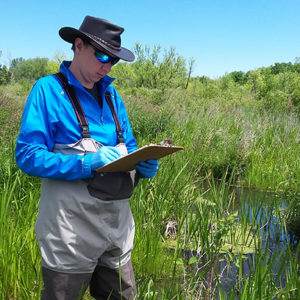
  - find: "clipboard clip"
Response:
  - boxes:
[158,137,173,146]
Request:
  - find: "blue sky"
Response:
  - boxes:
[0,0,299,78]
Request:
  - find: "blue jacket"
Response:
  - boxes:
[15,61,138,180]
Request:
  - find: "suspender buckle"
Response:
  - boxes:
[117,131,125,143]
[81,125,91,138]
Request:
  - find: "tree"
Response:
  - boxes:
[52,52,67,64]
[293,57,300,73]
[131,43,187,91]
[10,57,25,70]
[229,71,246,85]
[245,69,266,97]
[109,62,136,89]
[46,61,60,74]
[185,57,195,89]
[11,57,50,82]
[0,65,11,85]
[270,62,294,74]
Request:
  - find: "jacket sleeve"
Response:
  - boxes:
[15,78,93,180]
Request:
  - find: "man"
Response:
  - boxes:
[15,16,159,300]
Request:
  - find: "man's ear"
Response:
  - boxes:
[73,37,85,53]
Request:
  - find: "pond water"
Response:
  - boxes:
[159,185,299,297]
[235,187,299,248]
[167,185,300,296]
[207,187,299,296]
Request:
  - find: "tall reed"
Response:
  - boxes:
[0,139,42,299]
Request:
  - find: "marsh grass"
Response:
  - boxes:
[0,135,42,299]
[1,84,299,299]
[126,88,299,193]
[0,174,42,299]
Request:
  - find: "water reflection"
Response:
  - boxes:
[193,187,299,296]
[234,187,299,249]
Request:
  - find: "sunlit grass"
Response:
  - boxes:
[1,84,299,298]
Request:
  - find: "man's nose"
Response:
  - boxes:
[102,62,112,73]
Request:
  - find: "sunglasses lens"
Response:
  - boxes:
[95,51,110,63]
[94,48,119,66]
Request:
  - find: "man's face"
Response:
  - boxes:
[73,38,113,87]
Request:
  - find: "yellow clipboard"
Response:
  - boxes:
[96,144,184,172]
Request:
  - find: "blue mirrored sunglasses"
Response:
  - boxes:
[94,49,120,66]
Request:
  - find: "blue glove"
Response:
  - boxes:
[136,159,159,178]
[90,146,121,171]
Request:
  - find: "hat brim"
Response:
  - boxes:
[59,27,135,62]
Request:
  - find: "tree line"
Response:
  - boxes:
[0,45,300,112]
[0,43,191,90]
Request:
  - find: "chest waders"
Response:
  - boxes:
[35,72,136,274]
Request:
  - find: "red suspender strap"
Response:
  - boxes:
[55,72,90,138]
[105,91,125,143]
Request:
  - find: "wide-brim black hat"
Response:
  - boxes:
[59,16,135,62]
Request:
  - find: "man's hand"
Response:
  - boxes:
[136,159,159,178]
[91,146,121,171]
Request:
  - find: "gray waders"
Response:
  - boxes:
[36,73,137,299]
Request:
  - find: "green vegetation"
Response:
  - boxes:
[0,45,299,299]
